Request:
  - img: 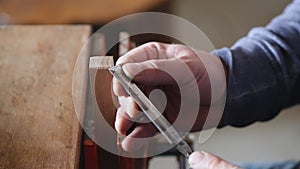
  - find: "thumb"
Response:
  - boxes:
[188,151,241,169]
[122,58,180,86]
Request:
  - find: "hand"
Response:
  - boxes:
[189,151,242,169]
[113,42,226,151]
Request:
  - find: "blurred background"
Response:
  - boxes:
[1,0,299,168]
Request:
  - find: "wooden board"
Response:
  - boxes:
[0,25,91,169]
[90,56,148,169]
[119,32,131,56]
[89,56,119,169]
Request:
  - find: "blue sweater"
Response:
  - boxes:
[213,0,300,127]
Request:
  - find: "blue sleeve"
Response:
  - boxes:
[213,0,300,127]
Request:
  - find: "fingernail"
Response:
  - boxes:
[114,118,125,135]
[122,63,143,79]
[114,120,121,133]
[188,151,205,166]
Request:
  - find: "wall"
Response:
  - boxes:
[172,0,292,48]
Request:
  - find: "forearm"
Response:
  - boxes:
[213,0,300,127]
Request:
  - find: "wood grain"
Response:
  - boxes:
[0,25,91,169]
[89,56,116,129]
[90,56,148,169]
[89,56,119,169]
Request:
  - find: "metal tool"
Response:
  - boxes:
[109,65,192,158]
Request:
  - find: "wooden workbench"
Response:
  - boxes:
[0,0,169,24]
[0,25,91,169]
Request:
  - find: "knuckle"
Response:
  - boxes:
[208,157,222,169]
[143,42,167,55]
[202,152,222,168]
[144,42,163,48]
[116,56,127,65]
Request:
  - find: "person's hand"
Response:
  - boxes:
[188,151,242,169]
[113,42,226,151]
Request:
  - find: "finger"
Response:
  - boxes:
[115,107,134,135]
[113,42,170,98]
[112,77,129,97]
[118,96,142,119]
[122,57,192,86]
[189,151,241,169]
[116,42,196,66]
[116,42,170,65]
[121,123,157,152]
[119,59,210,105]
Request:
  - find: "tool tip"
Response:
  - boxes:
[108,65,118,74]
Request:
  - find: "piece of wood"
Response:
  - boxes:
[89,56,119,169]
[83,139,100,169]
[0,25,91,169]
[131,41,137,49]
[89,56,113,69]
[119,32,131,56]
[90,56,148,169]
[89,56,116,128]
[0,0,169,24]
